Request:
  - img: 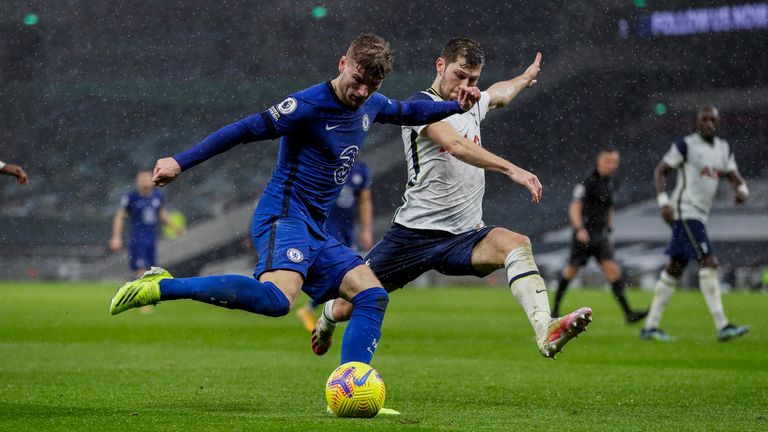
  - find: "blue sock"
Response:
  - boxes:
[159,275,290,317]
[340,287,389,364]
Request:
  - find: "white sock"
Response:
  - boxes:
[505,244,551,341]
[644,270,677,330]
[315,300,337,333]
[699,268,729,330]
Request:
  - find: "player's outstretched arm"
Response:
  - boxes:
[421,121,542,203]
[376,86,481,126]
[0,163,29,185]
[152,111,289,186]
[486,52,541,111]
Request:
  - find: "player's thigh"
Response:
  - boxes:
[304,237,366,304]
[251,215,312,279]
[365,224,438,291]
[470,227,530,274]
[259,269,304,306]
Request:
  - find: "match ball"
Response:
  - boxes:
[325,361,386,418]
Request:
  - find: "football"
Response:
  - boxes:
[325,361,386,418]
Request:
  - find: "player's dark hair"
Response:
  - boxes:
[346,34,393,83]
[440,37,484,69]
[599,146,619,154]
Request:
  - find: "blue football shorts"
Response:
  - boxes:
[129,242,157,271]
[365,223,495,291]
[251,214,364,303]
[665,219,714,262]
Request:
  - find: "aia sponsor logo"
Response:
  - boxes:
[699,166,721,179]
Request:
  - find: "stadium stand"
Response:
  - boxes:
[1,1,765,283]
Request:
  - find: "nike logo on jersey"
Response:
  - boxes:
[325,124,340,130]
[535,289,547,293]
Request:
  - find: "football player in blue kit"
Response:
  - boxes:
[109,34,480,366]
[110,170,183,276]
[296,161,373,332]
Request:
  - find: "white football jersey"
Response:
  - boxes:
[393,90,491,233]
[662,133,738,222]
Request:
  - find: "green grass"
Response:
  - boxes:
[0,282,766,431]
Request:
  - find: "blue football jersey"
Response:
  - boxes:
[326,161,372,246]
[254,83,399,235]
[121,189,163,245]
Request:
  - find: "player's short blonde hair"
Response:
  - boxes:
[346,34,393,83]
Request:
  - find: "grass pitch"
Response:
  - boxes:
[0,281,766,431]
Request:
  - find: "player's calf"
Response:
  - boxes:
[312,301,337,355]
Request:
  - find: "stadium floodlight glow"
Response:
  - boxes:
[23,13,39,26]
[311,6,328,19]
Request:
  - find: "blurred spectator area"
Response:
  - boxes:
[0,0,766,263]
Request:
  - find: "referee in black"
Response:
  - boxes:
[552,148,647,322]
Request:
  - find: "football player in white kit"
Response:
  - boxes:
[641,106,750,341]
[312,38,592,359]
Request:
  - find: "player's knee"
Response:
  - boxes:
[260,281,292,317]
[699,256,718,269]
[509,232,531,249]
[493,229,530,251]
[666,261,685,278]
[351,287,389,312]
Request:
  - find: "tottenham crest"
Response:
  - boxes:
[277,97,298,115]
[286,248,304,263]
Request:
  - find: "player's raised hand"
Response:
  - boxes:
[153,157,182,187]
[109,236,123,252]
[457,86,481,111]
[522,52,542,88]
[734,188,748,204]
[508,166,543,203]
[14,166,29,185]
[660,205,675,225]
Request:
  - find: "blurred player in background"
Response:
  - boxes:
[296,160,373,332]
[552,148,647,323]
[641,106,750,342]
[0,159,29,185]
[110,170,184,276]
[312,37,592,360]
[109,34,481,367]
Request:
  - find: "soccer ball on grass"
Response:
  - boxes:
[325,361,385,418]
